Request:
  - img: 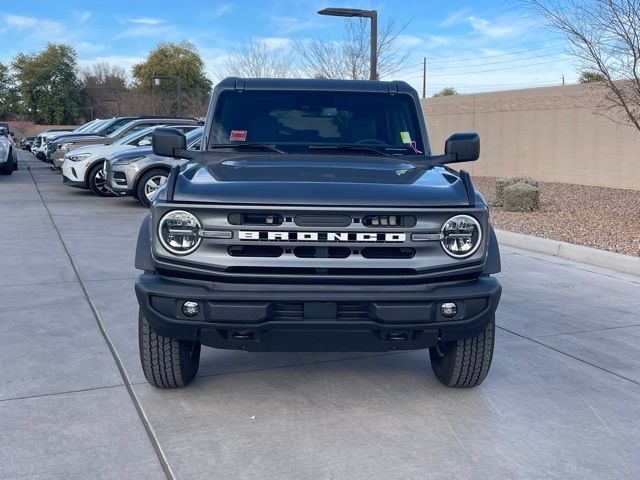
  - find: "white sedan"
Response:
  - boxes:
[61,124,197,196]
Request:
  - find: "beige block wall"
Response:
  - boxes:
[422,84,640,190]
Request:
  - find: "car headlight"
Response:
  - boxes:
[440,215,482,258]
[158,210,202,255]
[113,156,144,166]
[66,153,92,162]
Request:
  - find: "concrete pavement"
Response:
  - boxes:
[2,151,640,479]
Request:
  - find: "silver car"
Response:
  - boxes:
[105,126,203,207]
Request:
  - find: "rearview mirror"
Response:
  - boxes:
[444,132,480,162]
[152,127,186,157]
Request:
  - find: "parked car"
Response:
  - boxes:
[33,129,74,161]
[51,116,198,165]
[105,126,204,206]
[61,124,198,196]
[134,77,502,389]
[20,137,37,151]
[0,126,18,175]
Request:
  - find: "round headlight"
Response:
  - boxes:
[440,215,482,258]
[158,210,202,255]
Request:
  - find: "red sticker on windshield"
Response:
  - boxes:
[230,130,247,142]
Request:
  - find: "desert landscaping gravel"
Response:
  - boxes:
[473,177,640,257]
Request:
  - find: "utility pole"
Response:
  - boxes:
[562,75,565,86]
[422,57,427,98]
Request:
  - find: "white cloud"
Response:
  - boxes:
[2,14,67,40]
[257,37,293,51]
[75,11,91,22]
[271,16,322,34]
[128,17,165,25]
[75,41,106,54]
[395,35,424,49]
[467,16,521,39]
[210,4,232,18]
[117,24,174,38]
[439,9,472,28]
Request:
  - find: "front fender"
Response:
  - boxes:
[135,214,154,271]
[482,224,501,275]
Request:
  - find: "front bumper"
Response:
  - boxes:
[136,274,502,352]
[105,162,135,195]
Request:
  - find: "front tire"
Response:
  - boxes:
[429,316,495,388]
[88,162,115,197]
[136,169,168,207]
[139,310,201,388]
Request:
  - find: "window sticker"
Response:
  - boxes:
[230,130,247,142]
[400,131,411,144]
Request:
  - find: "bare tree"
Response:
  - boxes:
[525,0,640,133]
[295,18,409,80]
[82,62,128,118]
[215,39,297,79]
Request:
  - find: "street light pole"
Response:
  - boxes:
[317,7,378,80]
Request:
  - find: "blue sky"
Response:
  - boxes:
[0,1,578,95]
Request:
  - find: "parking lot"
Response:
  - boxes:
[2,150,640,479]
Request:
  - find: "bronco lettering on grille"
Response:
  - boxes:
[239,231,406,242]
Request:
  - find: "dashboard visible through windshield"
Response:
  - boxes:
[209,90,424,154]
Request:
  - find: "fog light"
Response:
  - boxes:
[441,302,458,317]
[182,301,200,317]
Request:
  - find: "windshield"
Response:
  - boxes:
[209,90,424,155]
[114,126,156,146]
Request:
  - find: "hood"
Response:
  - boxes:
[53,133,109,146]
[172,153,472,207]
[106,146,152,162]
[72,143,133,159]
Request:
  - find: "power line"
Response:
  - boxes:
[408,58,571,79]
[425,51,568,71]
[417,42,568,65]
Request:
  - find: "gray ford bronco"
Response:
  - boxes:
[135,78,502,389]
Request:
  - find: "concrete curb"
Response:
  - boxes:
[495,229,640,277]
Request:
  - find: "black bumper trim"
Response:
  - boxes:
[135,274,501,352]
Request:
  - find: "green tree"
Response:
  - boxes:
[132,41,212,93]
[0,62,17,119]
[579,71,606,84]
[12,43,83,124]
[433,87,458,97]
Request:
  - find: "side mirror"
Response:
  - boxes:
[152,127,186,157]
[444,132,480,162]
[9,131,14,137]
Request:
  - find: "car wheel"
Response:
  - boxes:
[136,169,168,207]
[88,162,115,197]
[0,150,15,175]
[429,315,495,388]
[139,310,201,388]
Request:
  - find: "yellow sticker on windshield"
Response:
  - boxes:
[400,131,411,144]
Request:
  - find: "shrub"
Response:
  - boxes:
[501,182,540,212]
[494,176,539,207]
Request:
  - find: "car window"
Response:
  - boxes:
[209,90,424,154]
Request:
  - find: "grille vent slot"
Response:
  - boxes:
[228,213,284,225]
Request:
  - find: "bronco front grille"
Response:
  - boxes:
[152,204,488,283]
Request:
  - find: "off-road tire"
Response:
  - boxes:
[0,150,15,175]
[429,316,495,388]
[88,162,115,197]
[139,310,201,388]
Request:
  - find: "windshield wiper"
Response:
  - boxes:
[308,144,391,156]
[209,143,286,154]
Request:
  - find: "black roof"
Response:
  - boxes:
[216,77,417,95]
